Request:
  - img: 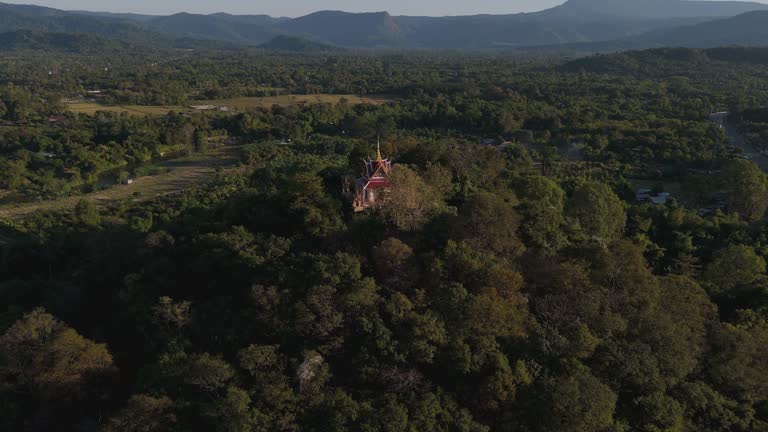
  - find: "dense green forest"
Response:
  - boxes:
[3,46,768,432]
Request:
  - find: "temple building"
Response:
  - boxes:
[344,139,393,212]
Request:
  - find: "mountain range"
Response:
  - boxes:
[3,0,768,51]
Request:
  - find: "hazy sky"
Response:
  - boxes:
[4,0,569,17]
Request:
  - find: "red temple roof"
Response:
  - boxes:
[366,178,389,188]
[356,138,393,191]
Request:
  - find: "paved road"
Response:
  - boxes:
[710,112,768,170]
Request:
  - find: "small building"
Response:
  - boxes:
[190,105,218,111]
[190,105,231,112]
[123,178,135,185]
[649,193,671,205]
[636,189,671,205]
[344,140,392,212]
[86,90,105,99]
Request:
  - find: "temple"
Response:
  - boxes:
[344,139,393,212]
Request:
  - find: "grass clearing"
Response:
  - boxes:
[0,145,244,219]
[66,94,388,116]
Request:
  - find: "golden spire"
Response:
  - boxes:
[376,136,383,161]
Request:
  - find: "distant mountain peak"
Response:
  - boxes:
[552,0,768,19]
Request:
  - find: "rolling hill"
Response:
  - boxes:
[0,29,135,53]
[0,2,240,50]
[145,12,282,44]
[642,10,768,47]
[274,11,401,47]
[531,10,768,55]
[0,2,151,40]
[69,10,158,23]
[2,0,768,50]
[559,45,768,80]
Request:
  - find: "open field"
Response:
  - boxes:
[195,94,389,109]
[0,145,243,219]
[66,103,185,116]
[66,94,388,116]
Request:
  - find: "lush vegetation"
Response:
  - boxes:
[3,46,768,432]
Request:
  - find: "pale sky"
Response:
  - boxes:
[3,0,568,17]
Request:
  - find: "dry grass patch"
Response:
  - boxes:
[66,103,185,116]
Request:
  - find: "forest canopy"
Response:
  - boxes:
[2,46,768,432]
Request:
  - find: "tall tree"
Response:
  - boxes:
[566,181,627,242]
[518,176,568,255]
[704,244,766,297]
[0,308,115,401]
[383,166,443,232]
[721,159,768,221]
[455,192,525,258]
